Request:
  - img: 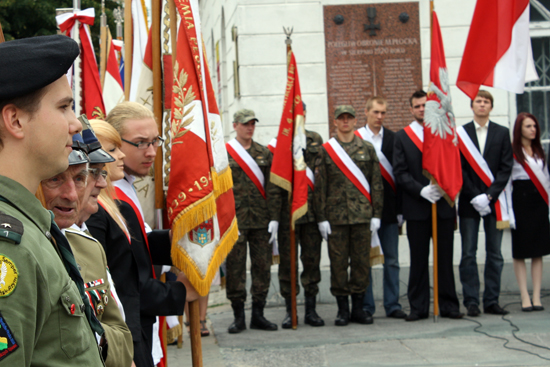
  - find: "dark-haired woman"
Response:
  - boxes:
[506,112,550,311]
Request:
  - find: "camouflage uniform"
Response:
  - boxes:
[277,130,324,299]
[226,141,279,304]
[313,135,384,296]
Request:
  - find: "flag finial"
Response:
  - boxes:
[283,26,293,45]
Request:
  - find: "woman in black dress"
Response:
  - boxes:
[508,112,550,311]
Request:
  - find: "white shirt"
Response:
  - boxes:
[511,152,545,181]
[474,120,489,155]
[365,124,384,152]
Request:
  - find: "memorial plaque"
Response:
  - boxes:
[324,2,422,135]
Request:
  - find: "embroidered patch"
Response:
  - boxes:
[0,311,19,361]
[0,213,23,245]
[0,255,18,297]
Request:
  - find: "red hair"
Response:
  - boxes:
[512,112,545,166]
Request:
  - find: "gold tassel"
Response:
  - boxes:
[166,323,182,343]
[291,203,308,230]
[171,194,217,243]
[272,255,280,265]
[212,167,234,198]
[270,172,292,192]
[369,245,385,266]
[496,220,509,230]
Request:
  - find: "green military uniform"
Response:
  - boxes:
[0,175,104,366]
[313,135,384,296]
[227,140,278,304]
[277,130,324,299]
[65,227,133,367]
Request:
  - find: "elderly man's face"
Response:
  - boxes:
[78,163,108,224]
[42,163,88,229]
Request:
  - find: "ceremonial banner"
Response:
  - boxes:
[270,137,314,189]
[129,0,149,101]
[456,0,538,99]
[103,30,125,114]
[270,50,309,228]
[57,8,106,120]
[168,0,237,296]
[423,11,462,203]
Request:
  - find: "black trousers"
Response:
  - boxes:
[407,217,460,316]
[133,323,155,367]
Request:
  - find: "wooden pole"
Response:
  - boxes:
[152,0,165,211]
[168,0,178,67]
[0,21,5,43]
[99,1,108,88]
[124,0,132,100]
[189,300,203,367]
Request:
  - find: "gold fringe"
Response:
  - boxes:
[291,203,308,230]
[271,255,280,265]
[171,218,239,296]
[166,323,182,343]
[369,245,385,266]
[212,167,234,198]
[497,220,509,230]
[270,172,292,192]
[171,193,217,242]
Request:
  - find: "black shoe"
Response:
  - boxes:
[228,302,246,334]
[405,313,428,322]
[522,306,533,312]
[441,311,464,319]
[281,298,293,329]
[335,296,350,326]
[388,309,407,319]
[467,304,480,317]
[484,303,509,315]
[304,297,325,327]
[250,301,278,331]
[533,305,545,311]
[350,293,372,324]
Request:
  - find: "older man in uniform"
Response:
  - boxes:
[0,35,104,365]
[225,109,279,333]
[314,105,384,326]
[40,133,133,367]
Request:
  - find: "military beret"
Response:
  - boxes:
[0,35,79,100]
[233,109,258,124]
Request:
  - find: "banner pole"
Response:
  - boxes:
[124,0,132,100]
[189,300,203,367]
[99,0,108,88]
[152,0,165,212]
[0,21,5,43]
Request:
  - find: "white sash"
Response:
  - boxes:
[326,138,371,198]
[355,126,395,189]
[521,154,550,203]
[227,139,265,188]
[409,121,424,142]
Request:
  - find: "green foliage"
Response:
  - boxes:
[0,0,122,56]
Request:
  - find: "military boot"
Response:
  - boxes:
[350,293,373,324]
[304,297,325,326]
[228,302,246,334]
[250,301,278,331]
[335,296,350,326]
[281,298,296,329]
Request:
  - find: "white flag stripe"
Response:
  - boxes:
[457,126,495,181]
[227,139,265,188]
[356,127,395,183]
[328,138,370,195]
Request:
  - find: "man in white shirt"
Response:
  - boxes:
[458,90,513,317]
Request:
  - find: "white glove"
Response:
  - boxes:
[470,194,490,212]
[267,221,279,245]
[317,221,331,241]
[420,184,443,204]
[509,212,516,230]
[397,214,404,227]
[370,218,381,232]
[479,205,491,217]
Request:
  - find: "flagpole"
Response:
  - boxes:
[284,27,298,330]
[429,0,440,322]
[73,0,82,117]
[0,21,5,43]
[99,0,108,88]
[124,0,132,100]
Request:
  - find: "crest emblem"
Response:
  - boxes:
[425,67,458,146]
[0,255,18,297]
[189,219,214,247]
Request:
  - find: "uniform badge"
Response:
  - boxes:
[97,304,104,315]
[0,214,24,245]
[0,255,17,297]
[0,311,19,361]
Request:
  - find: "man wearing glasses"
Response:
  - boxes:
[106,102,195,367]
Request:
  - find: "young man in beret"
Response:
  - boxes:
[0,35,104,365]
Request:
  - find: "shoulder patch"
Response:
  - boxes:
[0,311,19,361]
[0,255,17,297]
[0,213,23,245]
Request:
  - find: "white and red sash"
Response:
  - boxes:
[514,154,550,206]
[403,121,423,152]
[268,137,315,189]
[355,127,396,191]
[226,139,266,199]
[323,138,371,202]
[457,126,509,225]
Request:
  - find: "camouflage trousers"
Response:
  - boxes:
[328,224,371,296]
[278,222,323,299]
[225,228,272,304]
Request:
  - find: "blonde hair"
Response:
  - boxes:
[90,119,129,238]
[105,101,155,136]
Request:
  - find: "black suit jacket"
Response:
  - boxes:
[393,126,455,221]
[458,121,513,218]
[380,128,402,223]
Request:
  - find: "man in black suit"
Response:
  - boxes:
[458,90,513,317]
[393,90,462,321]
[358,97,406,321]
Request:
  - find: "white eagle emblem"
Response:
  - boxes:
[0,261,7,288]
[425,67,458,146]
[0,223,11,229]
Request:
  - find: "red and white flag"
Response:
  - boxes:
[270,50,309,228]
[103,30,124,114]
[456,0,538,99]
[423,11,462,202]
[268,137,314,189]
[168,0,238,296]
[129,0,149,102]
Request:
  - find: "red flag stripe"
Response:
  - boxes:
[404,125,423,152]
[514,154,550,206]
[226,143,266,199]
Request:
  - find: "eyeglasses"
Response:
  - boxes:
[121,136,165,150]
[88,168,108,180]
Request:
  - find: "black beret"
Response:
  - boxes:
[0,35,79,100]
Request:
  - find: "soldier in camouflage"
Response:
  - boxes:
[276,102,325,329]
[226,109,279,333]
[313,105,384,326]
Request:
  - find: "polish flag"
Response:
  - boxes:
[103,30,124,114]
[457,0,538,99]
